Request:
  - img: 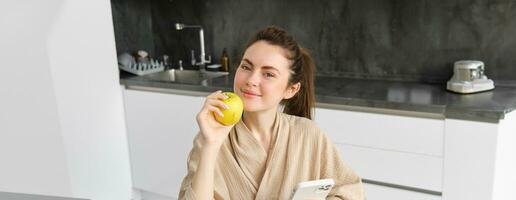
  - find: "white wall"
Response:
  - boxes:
[0,0,72,197]
[0,0,132,199]
[47,0,132,199]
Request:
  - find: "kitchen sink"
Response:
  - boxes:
[141,69,229,85]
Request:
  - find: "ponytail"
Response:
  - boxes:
[282,48,315,119]
[245,26,316,119]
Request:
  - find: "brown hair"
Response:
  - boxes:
[244,26,316,119]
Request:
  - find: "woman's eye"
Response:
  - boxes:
[240,65,251,70]
[264,72,275,78]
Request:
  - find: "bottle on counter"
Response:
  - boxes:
[178,60,184,70]
[221,48,230,72]
[162,54,170,69]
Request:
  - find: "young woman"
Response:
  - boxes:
[179,26,365,200]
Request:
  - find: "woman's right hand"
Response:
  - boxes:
[196,90,235,149]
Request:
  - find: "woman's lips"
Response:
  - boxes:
[241,89,261,98]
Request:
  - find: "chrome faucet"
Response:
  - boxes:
[175,23,211,72]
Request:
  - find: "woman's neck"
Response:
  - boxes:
[242,107,278,136]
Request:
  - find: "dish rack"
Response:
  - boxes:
[119,59,165,76]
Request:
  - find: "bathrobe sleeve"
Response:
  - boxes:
[178,133,202,200]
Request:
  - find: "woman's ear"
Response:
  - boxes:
[284,82,301,99]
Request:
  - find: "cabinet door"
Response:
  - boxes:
[364,183,441,200]
[315,107,444,192]
[335,143,443,192]
[123,89,203,199]
[314,107,444,156]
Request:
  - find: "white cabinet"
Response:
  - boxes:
[122,89,516,200]
[315,106,516,200]
[314,107,444,156]
[315,107,444,193]
[364,183,441,200]
[442,114,516,200]
[123,89,205,199]
[335,143,443,192]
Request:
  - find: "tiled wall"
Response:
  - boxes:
[112,0,516,83]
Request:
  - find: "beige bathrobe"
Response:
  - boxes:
[179,112,365,200]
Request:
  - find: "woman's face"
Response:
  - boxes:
[233,40,300,113]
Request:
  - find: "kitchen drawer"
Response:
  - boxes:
[337,143,443,192]
[364,183,441,200]
[315,107,444,156]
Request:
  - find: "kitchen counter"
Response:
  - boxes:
[120,71,516,123]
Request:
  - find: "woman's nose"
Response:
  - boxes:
[246,71,260,86]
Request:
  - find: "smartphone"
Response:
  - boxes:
[290,179,335,200]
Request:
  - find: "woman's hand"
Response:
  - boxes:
[196,90,235,148]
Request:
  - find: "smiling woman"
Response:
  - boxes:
[178,26,366,200]
[234,40,301,113]
[236,27,316,120]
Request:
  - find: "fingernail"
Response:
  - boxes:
[218,112,224,117]
[223,104,229,109]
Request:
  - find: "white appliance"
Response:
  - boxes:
[447,60,495,94]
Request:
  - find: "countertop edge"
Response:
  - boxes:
[121,81,510,123]
[120,76,514,123]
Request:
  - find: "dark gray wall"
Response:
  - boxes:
[111,0,155,56]
[111,0,516,83]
